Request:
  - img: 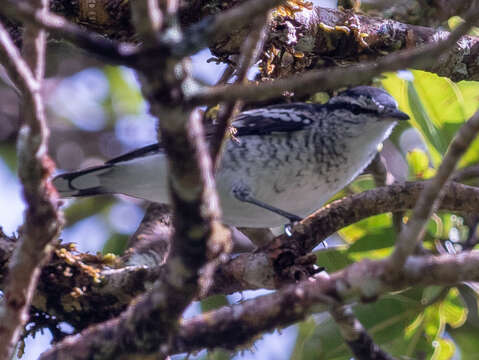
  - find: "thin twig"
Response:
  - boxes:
[330,305,397,360]
[0,2,63,358]
[210,14,269,166]
[389,109,479,269]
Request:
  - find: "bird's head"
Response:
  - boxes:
[328,86,410,122]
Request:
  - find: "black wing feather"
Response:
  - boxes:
[103,103,321,164]
[233,103,319,136]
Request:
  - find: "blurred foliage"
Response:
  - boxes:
[102,65,145,120]
[102,233,129,255]
[0,144,17,171]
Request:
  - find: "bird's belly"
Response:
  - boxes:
[216,161,334,228]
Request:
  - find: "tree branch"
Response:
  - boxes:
[190,7,479,105]
[1,181,477,329]
[0,2,63,358]
[170,251,479,355]
[0,0,136,65]
[330,305,396,360]
[3,2,479,83]
[207,181,479,293]
[209,14,269,167]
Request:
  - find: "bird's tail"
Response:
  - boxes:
[53,164,113,197]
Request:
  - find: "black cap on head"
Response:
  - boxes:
[332,86,409,121]
[338,86,398,109]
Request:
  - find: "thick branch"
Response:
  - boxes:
[3,2,479,83]
[207,181,479,293]
[0,0,136,65]
[190,9,478,105]
[364,0,477,27]
[0,0,284,68]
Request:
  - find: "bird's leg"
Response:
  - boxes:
[233,186,302,236]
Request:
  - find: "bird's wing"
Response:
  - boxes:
[233,103,319,136]
[102,103,320,165]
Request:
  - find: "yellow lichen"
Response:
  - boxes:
[319,22,336,32]
[275,0,313,17]
[335,25,351,34]
[102,252,118,266]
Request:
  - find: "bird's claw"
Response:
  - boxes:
[285,216,302,237]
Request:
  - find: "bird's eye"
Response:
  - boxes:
[351,106,362,115]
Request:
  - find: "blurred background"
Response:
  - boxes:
[3,0,479,359]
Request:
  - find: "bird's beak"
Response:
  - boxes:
[382,108,410,121]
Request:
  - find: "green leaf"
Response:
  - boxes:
[383,70,479,170]
[103,66,144,116]
[102,233,128,255]
[431,338,456,360]
[449,323,479,360]
[315,246,353,273]
[291,317,319,360]
[339,214,396,260]
[407,148,435,179]
[201,295,229,312]
[440,288,467,329]
[407,82,446,163]
[294,290,430,359]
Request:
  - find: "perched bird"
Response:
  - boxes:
[53,86,409,228]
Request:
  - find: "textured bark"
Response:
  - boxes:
[170,251,479,355]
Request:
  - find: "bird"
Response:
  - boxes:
[53,86,409,228]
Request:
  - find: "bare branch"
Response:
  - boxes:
[452,164,479,182]
[0,2,63,358]
[389,109,479,269]
[365,0,477,26]
[0,181,476,329]
[210,14,269,167]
